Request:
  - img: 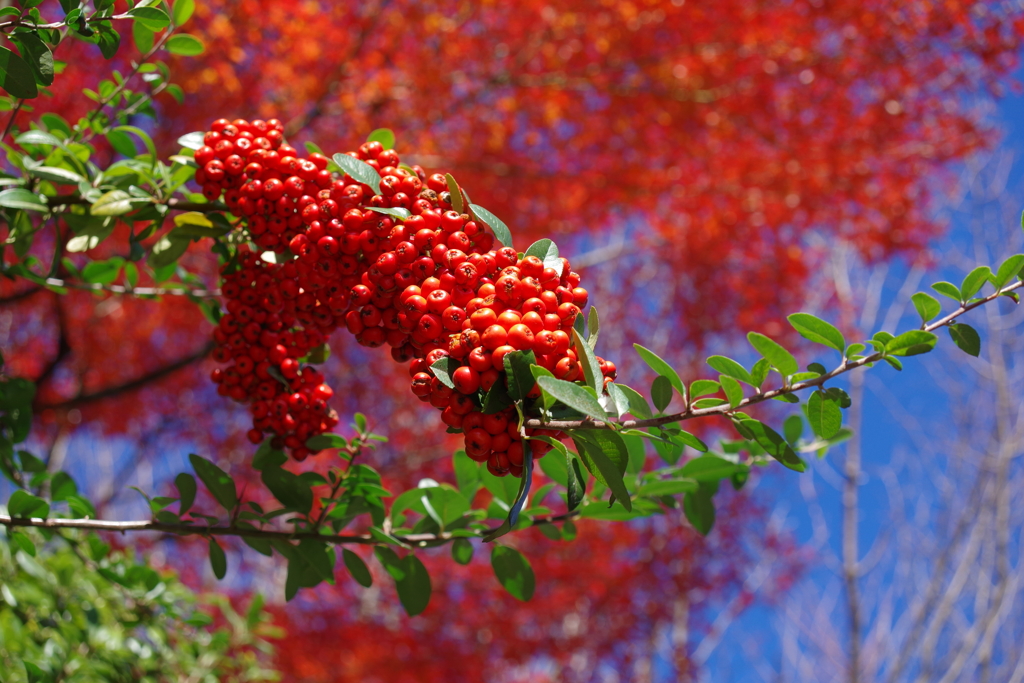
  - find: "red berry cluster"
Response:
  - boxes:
[200,117,617,474]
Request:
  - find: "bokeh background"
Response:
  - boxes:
[3,1,1024,680]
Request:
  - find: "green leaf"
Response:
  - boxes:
[571,328,602,391]
[885,330,937,357]
[737,419,806,471]
[81,257,124,284]
[366,128,395,149]
[719,375,743,408]
[333,153,382,195]
[451,538,474,565]
[536,376,606,420]
[524,238,563,277]
[208,538,227,579]
[261,465,313,514]
[15,130,61,146]
[614,383,652,419]
[296,539,335,583]
[189,453,238,511]
[651,375,673,412]
[252,440,286,470]
[29,166,85,185]
[175,472,196,515]
[345,549,374,587]
[783,415,803,445]
[633,344,685,399]
[469,203,513,249]
[960,266,992,299]
[95,25,121,60]
[948,323,981,357]
[636,478,698,497]
[367,206,411,221]
[165,34,205,56]
[444,173,464,213]
[491,546,535,601]
[50,471,77,501]
[806,390,842,439]
[11,531,35,556]
[8,490,48,518]
[0,188,46,212]
[788,313,845,353]
[91,190,135,216]
[566,451,585,512]
[911,292,942,323]
[680,454,745,482]
[573,430,631,511]
[128,6,170,31]
[931,281,962,302]
[689,379,720,398]
[176,131,205,150]
[453,450,481,496]
[747,332,799,378]
[706,355,753,385]
[10,32,53,87]
[147,235,190,268]
[684,489,715,535]
[503,349,537,401]
[587,306,600,348]
[992,254,1024,289]
[481,379,514,414]
[429,356,457,390]
[0,46,39,99]
[172,0,195,25]
[374,549,432,616]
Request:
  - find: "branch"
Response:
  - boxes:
[523,280,1023,431]
[45,195,228,214]
[0,509,580,546]
[33,276,220,299]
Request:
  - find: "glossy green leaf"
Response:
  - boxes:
[81,257,124,284]
[788,313,845,353]
[0,188,46,212]
[706,355,753,385]
[992,254,1024,288]
[469,203,513,249]
[689,379,720,398]
[573,430,631,511]
[651,375,673,412]
[719,375,743,408]
[333,153,382,195]
[524,238,562,276]
[747,332,799,377]
[128,6,170,31]
[536,376,606,420]
[189,453,238,511]
[948,323,981,357]
[491,546,535,601]
[175,473,196,515]
[911,292,942,323]
[0,46,39,99]
[7,490,48,518]
[736,419,806,471]
[165,34,205,56]
[633,344,684,397]
[931,281,962,302]
[366,128,395,149]
[208,538,227,579]
[960,266,992,299]
[807,390,842,439]
[91,190,135,216]
[429,356,457,390]
[172,0,195,25]
[451,538,474,565]
[503,349,537,402]
[29,166,85,185]
[367,206,411,221]
[614,383,652,419]
[885,330,937,357]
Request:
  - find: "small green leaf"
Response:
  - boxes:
[367,206,411,221]
[469,203,513,249]
[333,153,382,195]
[10,32,53,87]
[175,472,196,515]
[747,332,799,378]
[536,376,606,420]
[147,235,190,268]
[571,328,602,391]
[683,488,715,535]
[524,238,563,276]
[651,375,673,412]
[208,538,227,579]
[992,254,1024,289]
[807,390,842,439]
[885,330,937,357]
[911,292,942,323]
[29,166,85,185]
[491,546,535,601]
[707,355,753,385]
[573,431,631,511]
[614,383,652,419]
[0,188,46,212]
[960,266,992,299]
[8,490,48,518]
[788,313,845,353]
[737,419,806,472]
[429,357,457,390]
[948,323,981,357]
[931,281,962,302]
[451,538,474,565]
[503,349,537,401]
[783,415,803,445]
[91,189,135,216]
[633,344,685,397]
[689,379,720,398]
[189,453,238,511]
[0,46,39,99]
[50,471,77,501]
[128,6,170,31]
[719,375,743,408]
[172,0,195,25]
[366,128,395,149]
[165,34,205,56]
[15,130,61,146]
[81,257,124,284]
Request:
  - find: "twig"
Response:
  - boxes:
[523,280,1023,431]
[45,195,227,214]
[1,98,24,144]
[35,276,220,299]
[0,509,580,545]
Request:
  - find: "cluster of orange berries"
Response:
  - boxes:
[202,117,616,474]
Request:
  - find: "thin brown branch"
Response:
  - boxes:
[36,276,219,298]
[523,280,1023,432]
[1,98,24,144]
[45,195,228,214]
[0,509,580,546]
[0,284,44,305]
